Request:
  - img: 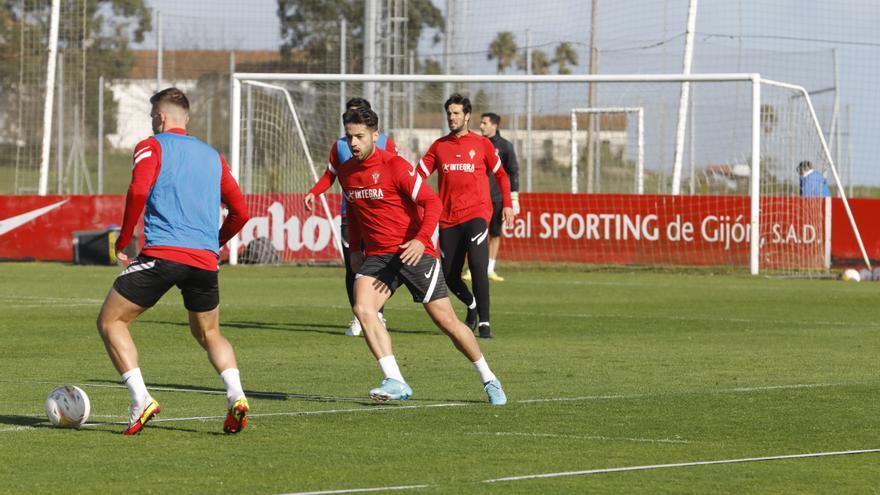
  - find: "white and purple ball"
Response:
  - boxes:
[45,385,91,428]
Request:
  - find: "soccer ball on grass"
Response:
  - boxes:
[841,268,861,282]
[45,385,91,428]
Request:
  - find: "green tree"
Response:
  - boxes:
[487,31,518,73]
[0,1,151,141]
[277,0,443,73]
[517,49,551,75]
[553,42,578,75]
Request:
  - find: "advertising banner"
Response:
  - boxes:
[0,193,876,268]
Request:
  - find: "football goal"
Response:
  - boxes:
[570,106,644,194]
[228,72,869,276]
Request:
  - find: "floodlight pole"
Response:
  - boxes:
[38,0,61,196]
[156,10,163,91]
[364,0,377,103]
[339,17,347,135]
[97,76,104,194]
[526,29,533,193]
[585,0,598,194]
[229,53,241,265]
[671,0,698,195]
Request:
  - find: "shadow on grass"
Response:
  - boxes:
[85,379,486,405]
[85,422,209,435]
[86,379,365,404]
[143,319,438,336]
[0,414,215,435]
[0,415,51,428]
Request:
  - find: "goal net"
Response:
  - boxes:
[230,73,869,276]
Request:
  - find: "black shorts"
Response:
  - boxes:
[112,255,220,312]
[489,201,504,237]
[357,253,448,303]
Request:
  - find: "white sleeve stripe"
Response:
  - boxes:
[134,147,151,159]
[327,162,337,175]
[411,173,423,201]
[492,158,502,174]
[419,159,430,176]
[133,150,153,165]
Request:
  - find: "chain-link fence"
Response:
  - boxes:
[2,0,878,196]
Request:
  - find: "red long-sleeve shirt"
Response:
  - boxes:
[308,134,398,203]
[336,148,441,258]
[116,128,250,271]
[418,130,512,229]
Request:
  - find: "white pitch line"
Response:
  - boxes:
[80,402,469,427]
[482,449,880,483]
[0,426,37,433]
[470,431,690,444]
[518,393,636,403]
[76,382,835,426]
[517,382,836,405]
[7,380,857,430]
[280,484,431,495]
[731,383,831,392]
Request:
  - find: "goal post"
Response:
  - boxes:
[228,71,869,275]
[570,106,644,194]
[761,77,871,273]
[228,79,341,265]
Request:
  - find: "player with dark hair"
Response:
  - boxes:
[479,112,520,282]
[96,87,251,435]
[417,94,514,339]
[797,160,831,197]
[338,105,506,405]
[304,98,397,336]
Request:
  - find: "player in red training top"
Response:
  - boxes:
[95,88,251,435]
[304,98,396,337]
[337,106,507,405]
[418,94,514,339]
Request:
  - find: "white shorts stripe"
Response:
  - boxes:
[474,228,489,245]
[120,260,156,276]
[422,258,441,304]
[411,174,423,201]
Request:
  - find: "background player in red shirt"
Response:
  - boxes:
[95,88,251,434]
[418,94,514,338]
[338,106,506,405]
[304,98,396,337]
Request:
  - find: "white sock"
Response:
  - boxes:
[472,356,497,384]
[378,355,405,383]
[488,259,496,273]
[122,368,150,407]
[220,368,246,406]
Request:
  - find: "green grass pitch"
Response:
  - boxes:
[0,262,878,494]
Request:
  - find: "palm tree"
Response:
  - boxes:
[487,31,518,73]
[553,42,579,75]
[517,49,551,75]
